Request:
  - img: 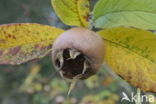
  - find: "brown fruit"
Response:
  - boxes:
[52,27,104,81]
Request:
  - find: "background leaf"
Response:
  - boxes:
[51,0,90,27]
[93,0,156,30]
[98,27,156,92]
[0,23,64,65]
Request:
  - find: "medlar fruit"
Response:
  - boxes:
[52,27,104,81]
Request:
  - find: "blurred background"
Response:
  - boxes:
[0,0,155,104]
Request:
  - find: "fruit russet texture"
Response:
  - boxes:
[52,27,105,81]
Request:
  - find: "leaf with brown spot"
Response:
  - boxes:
[98,27,156,92]
[0,23,64,65]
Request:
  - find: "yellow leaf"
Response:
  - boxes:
[0,23,64,65]
[98,27,156,92]
[51,0,90,27]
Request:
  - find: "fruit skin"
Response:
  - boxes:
[52,27,105,80]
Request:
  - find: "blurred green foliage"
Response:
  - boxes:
[0,0,155,104]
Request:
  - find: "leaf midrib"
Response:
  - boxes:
[0,39,53,49]
[94,10,156,20]
[102,38,156,65]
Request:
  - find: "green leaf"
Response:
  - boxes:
[0,23,64,65]
[51,0,90,27]
[93,0,156,30]
[98,27,156,92]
